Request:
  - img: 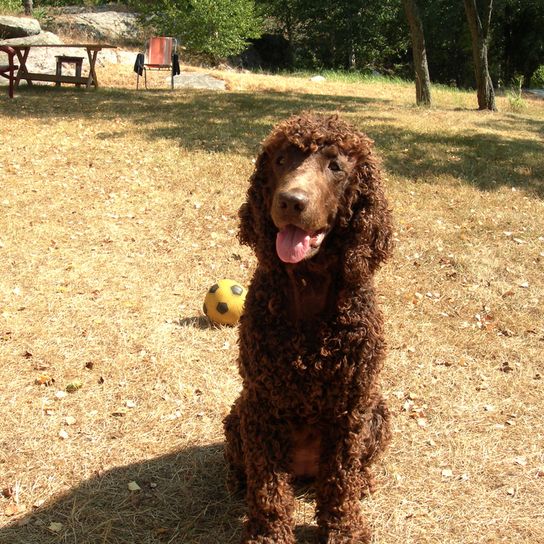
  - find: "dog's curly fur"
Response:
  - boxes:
[224,112,393,543]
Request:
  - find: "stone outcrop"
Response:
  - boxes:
[0,15,41,39]
[0,31,62,47]
[45,11,142,44]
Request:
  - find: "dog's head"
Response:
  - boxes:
[239,112,392,281]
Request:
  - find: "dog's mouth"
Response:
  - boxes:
[276,225,327,264]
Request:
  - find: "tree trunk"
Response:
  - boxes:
[23,0,33,15]
[403,0,432,106]
[464,0,497,111]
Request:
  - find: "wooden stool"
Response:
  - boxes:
[55,55,84,87]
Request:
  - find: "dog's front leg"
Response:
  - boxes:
[315,420,371,544]
[240,408,295,544]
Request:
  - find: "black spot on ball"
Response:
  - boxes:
[217,302,229,314]
[209,284,220,294]
[231,284,243,296]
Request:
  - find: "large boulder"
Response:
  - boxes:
[46,11,142,44]
[0,16,41,39]
[0,31,63,47]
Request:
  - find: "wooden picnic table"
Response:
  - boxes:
[11,43,116,90]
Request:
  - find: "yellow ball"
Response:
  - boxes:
[203,279,247,326]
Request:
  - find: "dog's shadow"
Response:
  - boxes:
[0,444,318,543]
[0,444,243,543]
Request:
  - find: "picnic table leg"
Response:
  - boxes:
[86,48,100,89]
[14,47,32,88]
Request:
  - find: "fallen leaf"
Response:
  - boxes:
[2,487,13,498]
[48,522,64,533]
[4,503,26,516]
[65,380,83,393]
[514,457,527,466]
[127,481,141,491]
[35,374,54,386]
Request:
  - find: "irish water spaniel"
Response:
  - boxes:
[224,112,393,544]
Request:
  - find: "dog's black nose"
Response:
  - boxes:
[278,190,309,214]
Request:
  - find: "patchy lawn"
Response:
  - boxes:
[1,65,543,543]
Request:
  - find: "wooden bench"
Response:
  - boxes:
[55,55,84,87]
[0,45,18,98]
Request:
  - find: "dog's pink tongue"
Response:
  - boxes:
[276,226,311,263]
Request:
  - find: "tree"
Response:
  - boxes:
[257,0,406,71]
[23,0,32,15]
[129,0,262,62]
[403,0,431,106]
[463,0,497,110]
[495,0,544,87]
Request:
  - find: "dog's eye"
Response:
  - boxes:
[276,156,285,166]
[328,160,341,172]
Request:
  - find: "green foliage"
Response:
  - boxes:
[128,0,262,61]
[287,69,408,85]
[0,0,22,14]
[257,0,407,72]
[532,65,544,88]
[507,74,526,112]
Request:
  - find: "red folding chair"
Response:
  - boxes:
[0,45,19,98]
[135,37,179,90]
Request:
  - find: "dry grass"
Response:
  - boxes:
[1,64,543,543]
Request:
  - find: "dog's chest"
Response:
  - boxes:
[286,268,336,322]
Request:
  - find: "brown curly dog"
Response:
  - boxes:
[224,112,393,544]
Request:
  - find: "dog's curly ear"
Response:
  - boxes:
[238,152,265,249]
[238,152,277,264]
[340,147,393,283]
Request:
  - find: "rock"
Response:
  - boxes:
[0,31,63,47]
[310,75,326,82]
[46,11,141,43]
[0,32,65,78]
[172,72,226,91]
[0,16,41,39]
[96,48,137,67]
